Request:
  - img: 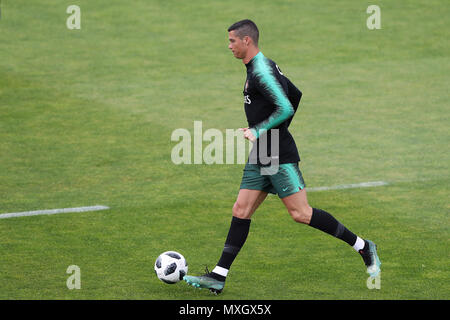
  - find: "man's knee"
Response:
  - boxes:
[288,206,312,224]
[232,201,252,219]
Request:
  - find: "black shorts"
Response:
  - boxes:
[239,162,306,198]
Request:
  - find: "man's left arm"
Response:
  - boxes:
[249,62,294,139]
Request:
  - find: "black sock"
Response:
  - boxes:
[309,208,357,247]
[212,216,251,281]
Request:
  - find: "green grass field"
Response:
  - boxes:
[0,0,448,300]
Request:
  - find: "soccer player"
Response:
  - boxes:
[183,19,381,294]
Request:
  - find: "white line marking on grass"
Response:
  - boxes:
[306,181,389,192]
[0,205,109,219]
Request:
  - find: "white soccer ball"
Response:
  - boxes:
[154,251,188,284]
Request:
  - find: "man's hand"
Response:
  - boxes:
[239,127,256,142]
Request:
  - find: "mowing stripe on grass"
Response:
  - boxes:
[306,181,389,192]
[0,205,110,219]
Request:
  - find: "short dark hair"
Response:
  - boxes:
[228,19,259,46]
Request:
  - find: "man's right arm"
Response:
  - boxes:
[285,77,302,128]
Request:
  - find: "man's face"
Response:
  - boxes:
[228,30,247,59]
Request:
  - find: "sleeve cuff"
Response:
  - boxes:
[249,127,259,139]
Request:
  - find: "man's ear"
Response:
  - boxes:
[243,35,250,46]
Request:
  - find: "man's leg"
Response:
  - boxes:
[184,189,268,293]
[212,189,268,277]
[281,189,362,247]
[233,188,268,219]
[281,189,381,276]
